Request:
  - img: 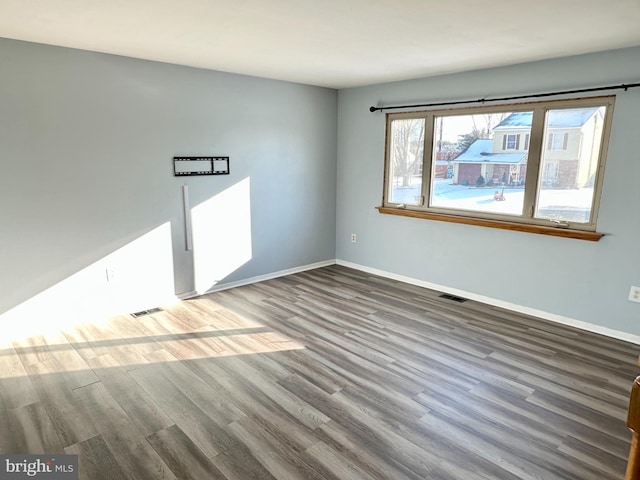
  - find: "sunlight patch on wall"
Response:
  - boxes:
[0,222,176,345]
[192,177,253,294]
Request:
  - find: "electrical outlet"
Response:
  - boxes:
[351,233,357,243]
[629,286,640,303]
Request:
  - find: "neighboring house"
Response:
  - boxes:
[404,153,448,179]
[451,138,526,186]
[451,108,604,188]
[433,159,450,178]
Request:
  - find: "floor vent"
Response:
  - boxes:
[131,307,163,318]
[439,293,468,303]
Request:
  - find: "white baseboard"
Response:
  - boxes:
[193,259,337,296]
[176,290,198,300]
[336,259,640,346]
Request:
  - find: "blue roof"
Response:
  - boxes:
[453,139,526,164]
[494,107,599,129]
[547,108,599,127]
[494,112,533,129]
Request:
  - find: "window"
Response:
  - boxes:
[542,162,558,185]
[548,132,568,150]
[381,97,614,240]
[504,134,520,150]
[387,118,425,206]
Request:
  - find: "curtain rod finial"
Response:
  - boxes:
[369,106,378,112]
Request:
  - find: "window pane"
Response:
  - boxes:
[430,112,532,216]
[535,106,606,224]
[387,118,425,205]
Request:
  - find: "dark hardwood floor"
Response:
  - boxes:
[0,265,637,479]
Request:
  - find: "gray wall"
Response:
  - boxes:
[336,47,640,336]
[0,38,337,328]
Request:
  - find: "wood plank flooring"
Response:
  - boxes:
[0,265,637,479]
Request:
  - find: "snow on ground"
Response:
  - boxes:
[390,177,593,220]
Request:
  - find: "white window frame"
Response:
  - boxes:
[380,96,615,240]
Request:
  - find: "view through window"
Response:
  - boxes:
[383,97,614,233]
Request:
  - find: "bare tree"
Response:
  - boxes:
[391,119,424,186]
[482,112,508,133]
[457,113,508,153]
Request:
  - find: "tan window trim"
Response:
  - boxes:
[376,206,604,241]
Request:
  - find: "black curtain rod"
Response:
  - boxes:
[368,81,640,112]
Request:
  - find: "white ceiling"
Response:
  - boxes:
[1,0,640,89]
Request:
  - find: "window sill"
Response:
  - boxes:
[376,206,604,241]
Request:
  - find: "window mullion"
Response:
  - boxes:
[522,107,546,218]
[421,115,435,207]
